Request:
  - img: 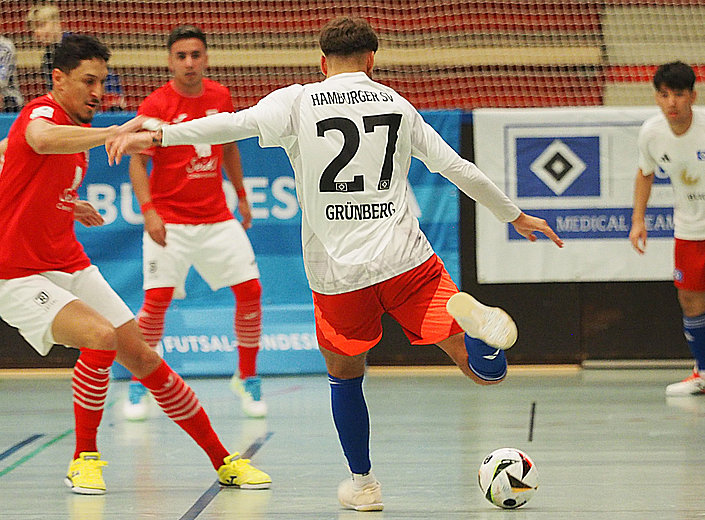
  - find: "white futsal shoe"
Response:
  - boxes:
[122,381,150,421]
[666,370,705,396]
[446,292,517,349]
[338,472,384,511]
[230,375,267,418]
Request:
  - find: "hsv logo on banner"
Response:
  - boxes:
[516,136,600,197]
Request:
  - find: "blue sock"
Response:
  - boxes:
[683,314,705,372]
[465,335,507,381]
[328,374,371,475]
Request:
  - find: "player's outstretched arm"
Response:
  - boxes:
[73,200,104,227]
[106,131,156,165]
[26,115,154,155]
[510,212,564,248]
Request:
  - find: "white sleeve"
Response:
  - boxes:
[162,110,259,146]
[409,109,521,223]
[636,122,656,176]
[162,84,303,148]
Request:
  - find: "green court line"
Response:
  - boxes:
[0,400,116,478]
[0,428,73,478]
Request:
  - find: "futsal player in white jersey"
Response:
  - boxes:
[630,61,705,396]
[107,17,563,511]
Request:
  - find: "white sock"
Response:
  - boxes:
[352,470,377,487]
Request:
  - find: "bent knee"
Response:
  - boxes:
[91,325,119,351]
[131,344,162,367]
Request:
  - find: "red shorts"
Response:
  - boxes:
[312,254,464,356]
[674,238,705,291]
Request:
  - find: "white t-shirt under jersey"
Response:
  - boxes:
[638,108,705,241]
[162,72,521,294]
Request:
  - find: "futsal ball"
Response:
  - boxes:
[478,448,539,509]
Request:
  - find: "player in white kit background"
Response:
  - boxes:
[630,61,705,397]
[107,17,563,511]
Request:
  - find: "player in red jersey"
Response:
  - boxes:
[0,34,270,494]
[122,25,266,421]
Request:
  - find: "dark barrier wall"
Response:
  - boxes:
[0,119,688,369]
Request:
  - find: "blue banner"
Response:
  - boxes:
[0,109,461,377]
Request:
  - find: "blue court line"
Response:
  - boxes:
[178,431,274,520]
[0,434,45,462]
[0,428,73,478]
[0,400,118,478]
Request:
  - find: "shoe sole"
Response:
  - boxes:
[446,292,517,350]
[242,407,267,419]
[64,477,106,495]
[219,481,271,489]
[665,388,705,397]
[340,500,384,512]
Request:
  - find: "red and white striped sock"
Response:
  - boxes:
[131,287,173,383]
[137,287,173,350]
[231,280,262,379]
[139,360,228,469]
[73,348,116,459]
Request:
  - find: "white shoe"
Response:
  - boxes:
[122,381,150,421]
[337,473,384,512]
[666,371,705,396]
[230,376,267,418]
[446,292,517,349]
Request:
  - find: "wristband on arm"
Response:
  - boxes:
[140,201,155,213]
[151,129,162,146]
[236,188,247,200]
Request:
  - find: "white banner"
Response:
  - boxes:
[473,106,677,283]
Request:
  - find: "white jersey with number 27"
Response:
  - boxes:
[162,72,521,294]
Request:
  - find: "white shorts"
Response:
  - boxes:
[143,220,260,299]
[0,265,134,356]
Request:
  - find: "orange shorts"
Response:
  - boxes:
[312,254,464,356]
[674,238,705,291]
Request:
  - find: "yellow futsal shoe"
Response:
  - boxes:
[65,452,108,495]
[217,453,271,489]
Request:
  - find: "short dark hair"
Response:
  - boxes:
[319,17,378,57]
[653,61,696,91]
[52,34,110,73]
[167,25,207,50]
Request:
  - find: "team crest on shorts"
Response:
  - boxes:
[674,268,683,282]
[33,291,50,306]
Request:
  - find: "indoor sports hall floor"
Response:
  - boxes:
[2,366,704,519]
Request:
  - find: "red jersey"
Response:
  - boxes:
[138,79,235,224]
[0,94,91,278]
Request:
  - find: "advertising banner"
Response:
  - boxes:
[473,106,675,283]
[0,109,461,376]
